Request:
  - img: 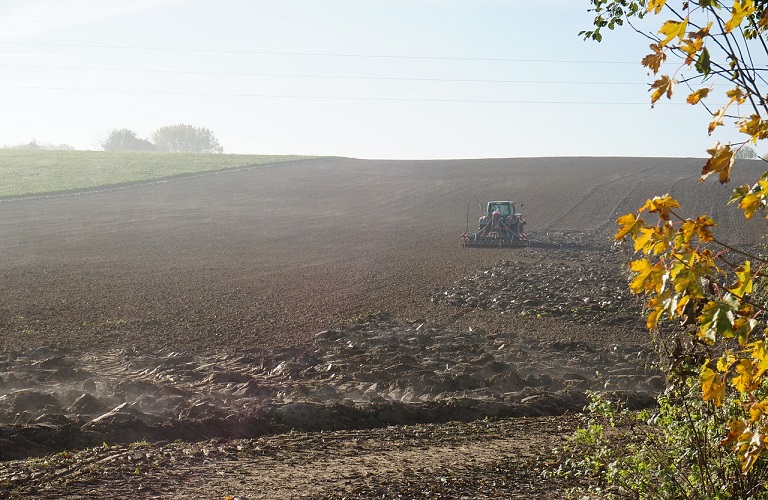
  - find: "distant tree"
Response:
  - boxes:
[9,140,74,151]
[735,145,758,160]
[151,124,223,154]
[101,129,156,152]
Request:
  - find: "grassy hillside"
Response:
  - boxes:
[0,150,323,198]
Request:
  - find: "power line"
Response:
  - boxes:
[0,84,688,105]
[0,63,647,85]
[0,40,638,64]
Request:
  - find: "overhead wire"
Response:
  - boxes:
[0,63,648,85]
[0,84,706,105]
[0,40,639,64]
[0,41,725,105]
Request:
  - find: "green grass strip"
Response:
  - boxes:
[0,150,324,198]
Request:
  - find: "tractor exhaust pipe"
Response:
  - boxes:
[465,202,470,236]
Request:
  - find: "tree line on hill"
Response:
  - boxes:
[4,140,74,150]
[101,124,223,154]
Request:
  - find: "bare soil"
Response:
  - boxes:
[0,157,762,498]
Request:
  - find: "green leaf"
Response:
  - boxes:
[698,295,739,342]
[696,47,711,76]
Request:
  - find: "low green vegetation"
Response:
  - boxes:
[0,150,322,198]
[561,390,768,498]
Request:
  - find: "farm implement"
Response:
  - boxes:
[461,201,529,248]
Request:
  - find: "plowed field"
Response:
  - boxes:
[0,157,764,498]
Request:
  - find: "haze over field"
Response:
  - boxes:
[0,0,747,159]
[2,156,764,355]
[0,155,762,497]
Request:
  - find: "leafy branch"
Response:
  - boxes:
[583,0,768,487]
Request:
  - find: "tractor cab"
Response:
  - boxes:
[487,201,514,218]
[484,201,524,225]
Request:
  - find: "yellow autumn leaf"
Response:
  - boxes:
[708,107,726,135]
[739,113,761,135]
[647,0,666,14]
[728,261,754,297]
[733,316,757,346]
[753,339,768,363]
[629,258,653,293]
[646,305,664,330]
[738,193,763,219]
[697,247,717,269]
[722,418,747,447]
[738,114,768,143]
[645,293,665,329]
[615,212,645,240]
[733,358,756,393]
[689,22,713,40]
[672,251,714,296]
[650,75,676,107]
[640,194,681,220]
[701,142,734,184]
[692,215,717,242]
[676,294,692,316]
[633,226,657,253]
[680,36,703,65]
[686,87,711,105]
[749,400,768,423]
[650,221,674,254]
[724,0,756,33]
[741,440,762,473]
[752,340,768,378]
[670,259,696,294]
[641,43,666,74]
[659,18,689,46]
[679,215,717,243]
[701,363,726,406]
[718,350,736,372]
[726,86,747,105]
[629,258,665,294]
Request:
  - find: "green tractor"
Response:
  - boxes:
[461,201,528,247]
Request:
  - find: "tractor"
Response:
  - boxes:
[461,201,528,247]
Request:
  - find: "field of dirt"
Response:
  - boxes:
[0,156,765,498]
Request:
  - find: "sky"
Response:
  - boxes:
[0,0,750,158]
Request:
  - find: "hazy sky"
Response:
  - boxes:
[0,1,748,158]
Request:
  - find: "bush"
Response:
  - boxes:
[151,124,223,154]
[563,388,768,498]
[101,129,156,152]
